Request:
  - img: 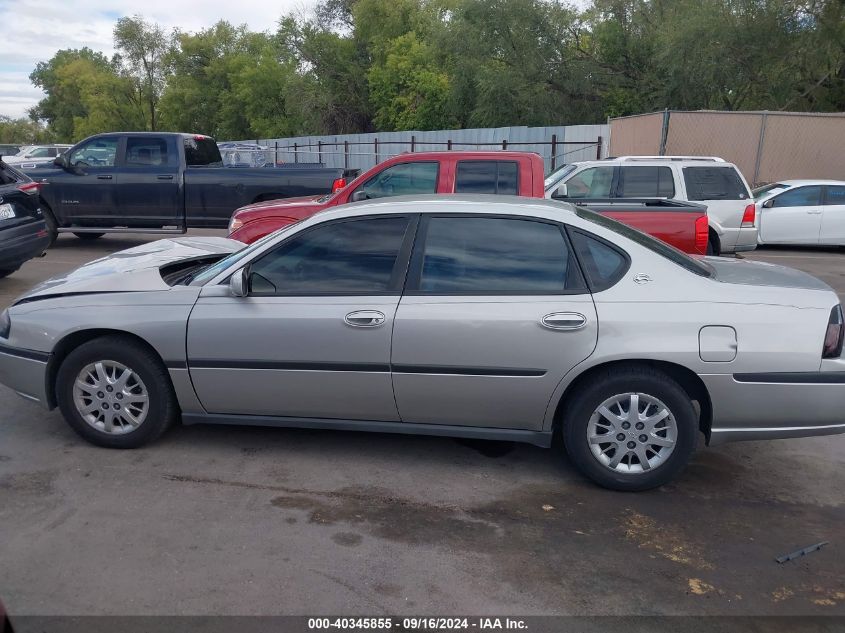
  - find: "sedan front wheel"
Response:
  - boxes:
[562,366,698,491]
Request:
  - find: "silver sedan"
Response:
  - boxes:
[1,195,844,490]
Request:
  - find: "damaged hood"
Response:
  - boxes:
[17,236,243,302]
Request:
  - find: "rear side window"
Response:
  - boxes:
[771,186,821,207]
[455,161,518,195]
[568,230,629,291]
[126,137,171,167]
[414,217,583,294]
[683,167,749,201]
[184,137,223,166]
[618,166,675,197]
[824,186,845,206]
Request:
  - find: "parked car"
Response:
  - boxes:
[545,156,756,255]
[0,145,21,157]
[3,144,72,168]
[23,132,348,244]
[0,160,50,278]
[227,151,708,254]
[752,180,845,246]
[1,195,843,491]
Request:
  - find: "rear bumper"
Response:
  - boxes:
[702,372,845,445]
[0,342,50,407]
[0,219,50,270]
[718,226,758,254]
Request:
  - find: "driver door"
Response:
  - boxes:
[48,136,121,226]
[187,214,417,421]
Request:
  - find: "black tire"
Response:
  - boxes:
[0,267,18,278]
[561,366,698,491]
[706,233,720,256]
[56,336,178,448]
[41,205,58,246]
[74,232,105,240]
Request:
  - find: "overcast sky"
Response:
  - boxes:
[1,0,318,119]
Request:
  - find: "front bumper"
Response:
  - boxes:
[0,219,50,270]
[0,342,50,406]
[702,372,845,445]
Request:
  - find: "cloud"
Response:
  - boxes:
[1,0,318,118]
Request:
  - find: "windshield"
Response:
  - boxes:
[574,206,713,278]
[752,182,790,198]
[544,164,577,190]
[189,223,300,286]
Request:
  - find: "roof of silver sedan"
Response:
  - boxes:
[340,193,578,217]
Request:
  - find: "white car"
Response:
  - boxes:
[753,180,845,246]
[3,144,72,168]
[545,156,756,255]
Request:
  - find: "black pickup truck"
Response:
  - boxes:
[24,132,347,243]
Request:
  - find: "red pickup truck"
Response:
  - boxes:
[228,151,708,254]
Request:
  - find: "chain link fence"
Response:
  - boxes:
[609,110,845,187]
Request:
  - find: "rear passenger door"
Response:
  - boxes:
[617,166,675,198]
[116,136,181,227]
[391,215,600,431]
[820,185,845,245]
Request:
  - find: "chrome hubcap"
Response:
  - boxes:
[73,361,149,435]
[587,392,677,474]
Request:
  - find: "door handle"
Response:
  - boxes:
[157,175,174,180]
[541,312,587,331]
[806,209,822,215]
[344,310,386,328]
[96,174,113,180]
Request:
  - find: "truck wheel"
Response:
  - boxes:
[56,336,178,448]
[73,232,105,240]
[41,205,58,246]
[561,366,698,491]
[706,231,720,256]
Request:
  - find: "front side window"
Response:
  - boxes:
[415,217,582,294]
[771,186,821,208]
[29,147,52,158]
[683,166,749,201]
[564,166,614,198]
[69,138,118,168]
[125,137,170,166]
[248,216,410,295]
[355,162,438,200]
[618,166,675,197]
[454,161,518,195]
[824,186,845,206]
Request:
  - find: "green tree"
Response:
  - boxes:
[0,116,53,145]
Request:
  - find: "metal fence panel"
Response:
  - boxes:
[224,124,609,174]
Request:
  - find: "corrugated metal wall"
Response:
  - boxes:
[226,124,609,174]
[609,110,845,186]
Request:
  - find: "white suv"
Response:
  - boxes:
[544,156,756,254]
[4,145,72,168]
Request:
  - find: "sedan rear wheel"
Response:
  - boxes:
[563,366,698,491]
[56,336,177,448]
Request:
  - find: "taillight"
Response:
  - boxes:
[228,215,244,233]
[822,305,844,358]
[331,178,346,193]
[17,182,40,195]
[741,203,756,228]
[694,215,709,255]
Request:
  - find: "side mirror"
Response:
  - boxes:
[53,155,67,169]
[554,183,568,198]
[229,268,249,297]
[763,199,774,209]
[350,190,368,202]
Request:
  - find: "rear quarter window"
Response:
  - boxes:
[683,166,749,201]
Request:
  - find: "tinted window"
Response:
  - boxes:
[618,166,675,197]
[125,137,170,166]
[569,231,628,291]
[356,162,438,199]
[564,166,614,198]
[771,186,821,207]
[248,217,410,295]
[826,186,845,205]
[455,161,518,194]
[753,182,790,198]
[416,217,581,294]
[683,167,749,200]
[574,206,712,278]
[69,137,118,168]
[29,147,52,157]
[184,137,223,166]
